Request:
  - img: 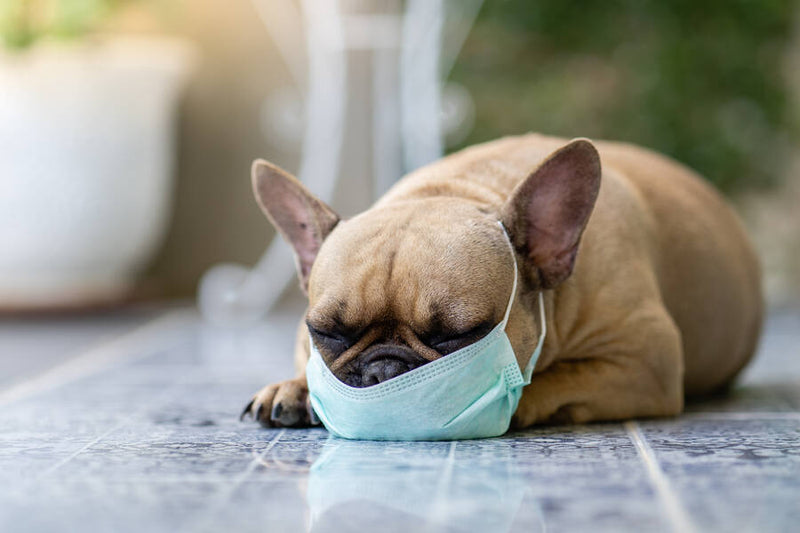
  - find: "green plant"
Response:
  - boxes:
[450,0,798,192]
[0,0,133,49]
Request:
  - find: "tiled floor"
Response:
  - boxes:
[0,303,797,532]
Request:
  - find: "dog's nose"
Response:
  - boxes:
[358,344,426,387]
[362,359,411,386]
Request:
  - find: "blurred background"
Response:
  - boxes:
[1,0,798,317]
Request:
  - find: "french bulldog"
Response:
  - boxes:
[240,134,762,429]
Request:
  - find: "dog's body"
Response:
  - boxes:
[242,133,762,429]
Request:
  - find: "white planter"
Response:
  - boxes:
[0,37,195,309]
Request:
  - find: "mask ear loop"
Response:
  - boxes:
[526,292,547,378]
[497,221,518,327]
[497,222,547,379]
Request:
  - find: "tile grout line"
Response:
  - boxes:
[625,421,696,533]
[238,429,287,483]
[37,423,127,478]
[428,441,457,528]
[439,440,456,488]
[188,429,287,533]
[4,309,199,481]
[0,309,195,408]
[32,375,197,480]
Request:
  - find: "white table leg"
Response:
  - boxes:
[199,0,347,325]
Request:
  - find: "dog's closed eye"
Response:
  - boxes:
[426,322,494,355]
[306,323,355,354]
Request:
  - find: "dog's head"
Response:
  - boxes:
[253,140,600,387]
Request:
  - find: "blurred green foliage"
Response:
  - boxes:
[0,0,138,49]
[450,0,798,191]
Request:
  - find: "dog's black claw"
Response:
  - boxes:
[240,398,255,422]
[270,402,283,422]
[255,403,264,423]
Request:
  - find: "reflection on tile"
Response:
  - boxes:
[0,307,157,388]
[305,440,536,533]
[685,382,800,413]
[0,305,798,532]
[202,432,668,533]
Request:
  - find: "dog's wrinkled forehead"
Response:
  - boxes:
[306,201,515,332]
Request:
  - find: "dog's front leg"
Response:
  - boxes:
[512,307,684,427]
[241,316,320,428]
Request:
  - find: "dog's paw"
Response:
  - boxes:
[510,400,544,429]
[240,378,320,428]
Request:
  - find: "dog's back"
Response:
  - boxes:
[382,133,763,395]
[594,140,762,394]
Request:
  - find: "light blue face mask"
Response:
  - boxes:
[305,222,546,441]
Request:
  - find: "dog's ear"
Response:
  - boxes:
[252,160,340,292]
[501,139,601,289]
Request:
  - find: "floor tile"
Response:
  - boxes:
[639,417,800,532]
[0,304,797,532]
[0,307,157,388]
